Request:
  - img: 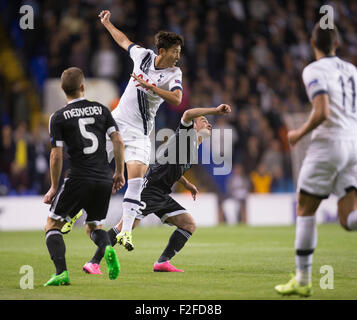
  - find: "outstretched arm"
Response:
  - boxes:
[182,104,232,123]
[288,94,329,146]
[98,10,133,51]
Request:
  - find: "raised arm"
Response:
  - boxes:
[182,104,232,123]
[288,93,329,146]
[98,10,133,51]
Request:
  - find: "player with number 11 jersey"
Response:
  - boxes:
[275,23,357,298]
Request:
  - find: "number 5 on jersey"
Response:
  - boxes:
[78,117,99,154]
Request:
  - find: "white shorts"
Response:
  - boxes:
[297,139,357,199]
[106,125,151,166]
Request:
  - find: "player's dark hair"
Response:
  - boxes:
[311,23,340,55]
[154,31,184,51]
[61,67,84,97]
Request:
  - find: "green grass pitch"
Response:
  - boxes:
[1,224,357,300]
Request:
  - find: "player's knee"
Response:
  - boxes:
[86,223,100,236]
[184,219,196,234]
[296,206,311,217]
[45,217,61,232]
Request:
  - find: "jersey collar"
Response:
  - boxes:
[154,56,168,70]
[68,97,86,104]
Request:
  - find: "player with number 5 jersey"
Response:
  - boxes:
[99,10,184,251]
[44,67,125,286]
[49,98,119,182]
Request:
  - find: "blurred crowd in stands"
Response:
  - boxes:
[1,0,357,217]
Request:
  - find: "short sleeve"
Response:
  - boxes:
[302,65,328,102]
[128,43,150,63]
[104,107,119,136]
[178,117,193,130]
[168,69,183,92]
[49,112,64,148]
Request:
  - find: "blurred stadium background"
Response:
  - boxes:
[0,0,356,230]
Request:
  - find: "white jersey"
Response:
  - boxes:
[112,43,183,136]
[302,56,357,140]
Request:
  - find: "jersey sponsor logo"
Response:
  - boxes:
[63,106,103,120]
[133,73,157,92]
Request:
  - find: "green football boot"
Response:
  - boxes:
[116,231,134,251]
[61,210,83,234]
[275,274,312,297]
[104,245,120,280]
[44,271,70,286]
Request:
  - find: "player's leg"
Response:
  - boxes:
[107,218,141,246]
[151,193,194,272]
[294,191,321,285]
[83,181,120,279]
[44,178,83,286]
[117,160,147,251]
[276,141,337,296]
[338,188,357,230]
[44,216,70,286]
[153,213,195,273]
[333,155,357,231]
[108,185,159,248]
[86,218,142,269]
[85,223,120,279]
[275,191,321,296]
[83,223,106,275]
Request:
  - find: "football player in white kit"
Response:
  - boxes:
[99,10,183,251]
[275,23,357,297]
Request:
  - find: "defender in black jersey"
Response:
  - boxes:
[103,104,231,272]
[43,67,125,285]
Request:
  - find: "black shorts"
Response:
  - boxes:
[49,178,112,225]
[138,185,187,223]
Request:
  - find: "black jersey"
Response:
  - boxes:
[144,118,198,194]
[49,98,118,182]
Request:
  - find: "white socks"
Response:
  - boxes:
[347,210,357,230]
[293,210,357,286]
[121,178,144,233]
[295,216,317,286]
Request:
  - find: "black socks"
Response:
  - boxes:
[107,227,119,247]
[89,229,111,265]
[46,229,67,275]
[158,228,192,263]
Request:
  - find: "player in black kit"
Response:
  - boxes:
[43,67,125,285]
[102,104,231,272]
